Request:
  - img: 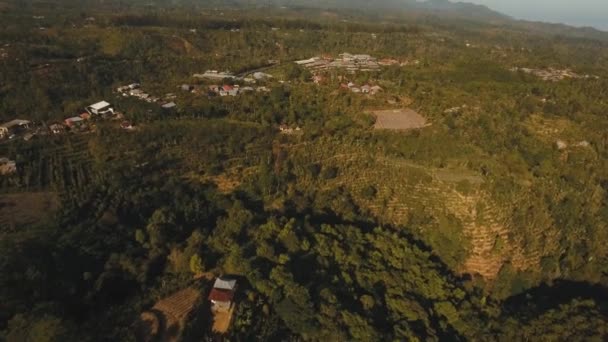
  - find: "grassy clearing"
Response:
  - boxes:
[372,108,429,130]
[525,114,584,142]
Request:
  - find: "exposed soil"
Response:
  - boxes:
[138,287,201,342]
[212,305,235,334]
[372,108,428,130]
[0,192,59,232]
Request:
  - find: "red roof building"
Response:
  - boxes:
[208,288,235,303]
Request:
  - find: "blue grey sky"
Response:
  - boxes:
[460,0,608,31]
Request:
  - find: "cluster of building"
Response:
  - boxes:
[61,100,117,131]
[278,124,302,134]
[556,139,591,150]
[193,70,236,81]
[444,105,468,114]
[295,53,381,73]
[0,100,125,143]
[511,67,599,82]
[0,119,31,140]
[61,100,137,132]
[0,100,132,176]
[116,83,177,110]
[193,70,273,84]
[207,84,270,97]
[339,82,384,95]
[187,70,276,97]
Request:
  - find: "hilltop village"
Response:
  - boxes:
[0,49,597,178]
[0,51,407,150]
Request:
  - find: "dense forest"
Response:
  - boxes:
[1,0,608,340]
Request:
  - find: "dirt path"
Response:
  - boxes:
[212,305,235,334]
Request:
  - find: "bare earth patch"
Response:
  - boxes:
[0,192,59,231]
[138,288,201,342]
[372,108,429,130]
[212,305,235,334]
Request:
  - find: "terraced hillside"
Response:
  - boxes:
[287,138,556,280]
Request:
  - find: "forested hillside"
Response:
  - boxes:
[1,0,608,340]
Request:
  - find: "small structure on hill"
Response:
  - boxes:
[121,121,134,130]
[162,102,177,110]
[49,123,65,135]
[64,116,84,128]
[252,72,273,80]
[370,85,383,94]
[0,157,16,175]
[86,101,114,116]
[209,277,237,312]
[193,70,235,81]
[180,84,193,92]
[0,119,31,139]
[279,124,302,134]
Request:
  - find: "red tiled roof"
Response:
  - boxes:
[208,288,234,302]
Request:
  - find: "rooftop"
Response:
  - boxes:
[213,278,237,291]
[88,101,111,110]
[208,288,235,303]
[1,119,30,129]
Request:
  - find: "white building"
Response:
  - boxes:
[86,101,114,116]
[0,119,31,138]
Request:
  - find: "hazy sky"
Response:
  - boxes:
[460,0,608,31]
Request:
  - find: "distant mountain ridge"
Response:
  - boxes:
[212,0,607,40]
[409,0,508,18]
[209,0,509,21]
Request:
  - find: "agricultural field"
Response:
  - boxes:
[138,288,202,342]
[0,191,58,232]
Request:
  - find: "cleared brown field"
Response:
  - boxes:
[212,305,235,334]
[138,288,202,342]
[372,108,428,130]
[0,192,59,231]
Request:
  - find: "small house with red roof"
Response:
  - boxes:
[208,277,237,312]
[64,116,84,127]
